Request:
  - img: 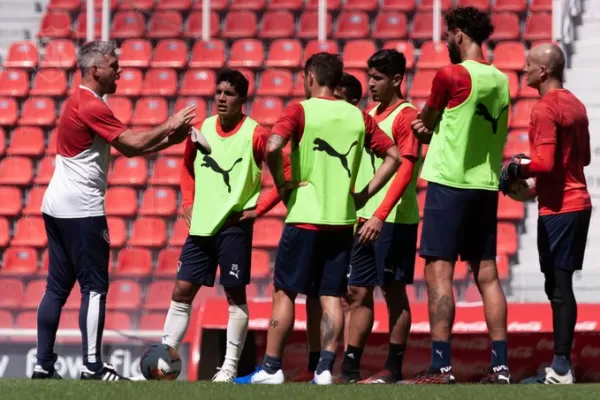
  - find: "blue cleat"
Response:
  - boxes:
[233,366,285,384]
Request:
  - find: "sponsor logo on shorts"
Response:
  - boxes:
[230,264,239,279]
[177,261,182,273]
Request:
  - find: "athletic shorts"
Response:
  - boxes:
[177,220,253,288]
[348,221,417,287]
[420,182,498,262]
[538,209,591,273]
[273,224,354,297]
[43,213,110,297]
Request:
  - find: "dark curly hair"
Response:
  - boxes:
[445,6,494,45]
[367,49,406,78]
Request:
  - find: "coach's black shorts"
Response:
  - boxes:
[420,182,498,262]
[348,221,417,287]
[274,224,354,297]
[177,220,253,288]
[538,209,591,273]
[43,213,110,297]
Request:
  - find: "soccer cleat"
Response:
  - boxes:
[290,369,315,382]
[358,369,401,384]
[520,367,574,384]
[212,367,236,383]
[311,370,333,385]
[80,364,130,381]
[334,374,360,384]
[31,365,63,380]
[480,365,511,384]
[398,366,456,384]
[233,366,285,384]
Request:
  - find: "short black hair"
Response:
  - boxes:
[445,6,494,45]
[216,68,249,98]
[367,49,406,78]
[304,52,344,90]
[338,73,362,102]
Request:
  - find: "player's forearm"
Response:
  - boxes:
[255,187,281,217]
[130,122,175,155]
[362,149,401,200]
[373,157,415,220]
[180,160,195,209]
[520,143,555,178]
[265,134,288,187]
[420,105,441,131]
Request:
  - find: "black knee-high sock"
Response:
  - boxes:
[36,289,66,370]
[545,268,576,374]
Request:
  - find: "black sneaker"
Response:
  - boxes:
[80,364,129,381]
[398,366,456,384]
[31,365,63,380]
[480,365,511,384]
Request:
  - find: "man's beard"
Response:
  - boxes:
[448,42,462,64]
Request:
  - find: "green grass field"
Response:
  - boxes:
[2,380,600,400]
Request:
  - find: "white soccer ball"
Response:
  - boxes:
[140,343,182,380]
[506,157,537,202]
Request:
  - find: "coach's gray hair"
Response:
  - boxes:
[77,40,117,75]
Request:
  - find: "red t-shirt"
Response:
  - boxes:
[426,59,489,111]
[521,89,592,215]
[271,96,395,230]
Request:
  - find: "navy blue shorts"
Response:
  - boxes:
[420,182,498,262]
[274,224,354,297]
[538,209,591,273]
[348,222,417,287]
[43,213,110,297]
[177,220,253,288]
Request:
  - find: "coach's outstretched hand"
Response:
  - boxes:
[167,105,196,132]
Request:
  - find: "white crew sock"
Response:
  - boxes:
[162,301,191,350]
[221,304,249,372]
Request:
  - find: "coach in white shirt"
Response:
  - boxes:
[33,40,197,381]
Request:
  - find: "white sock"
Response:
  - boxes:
[221,304,249,372]
[162,301,191,350]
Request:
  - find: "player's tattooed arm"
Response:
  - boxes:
[265,134,288,188]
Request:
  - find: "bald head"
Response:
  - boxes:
[529,43,565,81]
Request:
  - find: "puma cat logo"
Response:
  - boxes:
[200,155,243,193]
[475,103,509,135]
[313,137,358,178]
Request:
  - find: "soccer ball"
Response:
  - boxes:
[505,156,537,202]
[140,344,182,380]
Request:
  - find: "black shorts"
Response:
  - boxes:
[273,224,354,297]
[348,222,417,287]
[538,209,591,273]
[419,182,498,262]
[176,220,253,288]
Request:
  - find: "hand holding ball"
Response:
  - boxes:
[500,155,537,202]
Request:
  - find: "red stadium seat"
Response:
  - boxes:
[0,69,29,97]
[417,190,426,218]
[298,11,333,39]
[169,219,188,247]
[174,97,207,128]
[291,73,305,97]
[530,0,552,12]
[4,41,38,69]
[189,40,225,69]
[498,193,525,220]
[149,157,182,186]
[58,311,80,332]
[156,0,193,10]
[114,68,143,97]
[12,217,47,247]
[503,130,529,159]
[524,12,552,41]
[186,11,220,39]
[345,0,378,11]
[490,12,520,41]
[141,68,178,97]
[266,39,302,69]
[144,280,175,310]
[253,218,283,248]
[222,10,258,39]
[518,74,539,98]
[6,127,44,157]
[251,97,284,127]
[40,249,49,275]
[0,186,21,217]
[139,187,178,217]
[411,12,445,40]
[0,98,18,126]
[511,99,537,129]
[18,97,56,127]
[0,128,4,155]
[151,39,188,69]
[118,39,152,68]
[0,279,24,308]
[119,0,154,10]
[48,0,80,11]
[69,69,81,95]
[257,69,293,96]
[0,157,33,186]
[107,96,132,126]
[457,0,489,11]
[107,217,127,248]
[418,0,452,10]
[108,156,148,186]
[156,248,181,276]
[304,40,339,62]
[504,70,519,99]
[306,0,340,10]
[251,249,271,279]
[372,12,408,40]
[462,283,480,302]
[259,11,295,39]
[75,11,102,40]
[111,11,146,39]
[105,312,132,331]
[40,40,76,69]
[381,0,415,11]
[1,247,38,275]
[128,217,167,247]
[238,68,256,97]
[345,69,368,96]
[63,282,81,310]
[494,0,527,12]
[15,311,38,330]
[131,97,169,126]
[334,11,370,39]
[343,40,377,69]
[105,187,138,217]
[34,156,55,185]
[229,39,265,69]
[38,11,72,39]
[107,281,142,309]
[139,312,166,330]
[93,0,119,10]
[417,41,451,69]
[267,0,303,10]
[383,41,415,69]
[231,0,266,10]
[497,222,517,256]
[410,70,436,99]
[115,248,153,275]
[496,254,510,281]
[23,186,47,216]
[180,69,216,97]
[22,280,47,309]
[30,69,67,97]
[147,11,183,39]
[493,41,526,70]
[0,218,8,247]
